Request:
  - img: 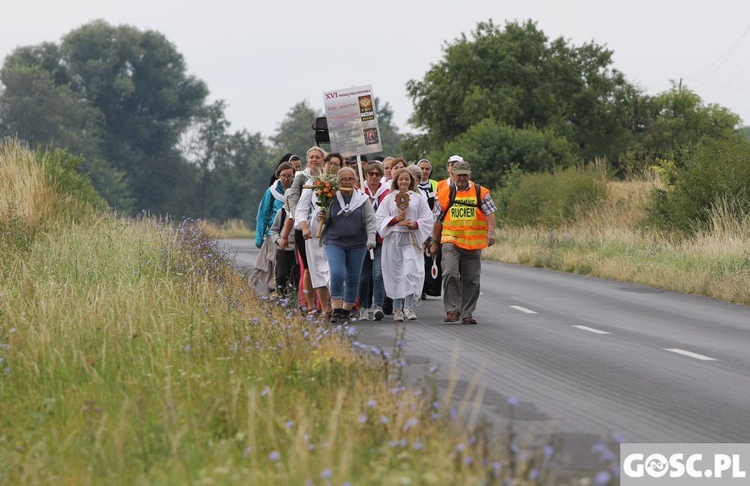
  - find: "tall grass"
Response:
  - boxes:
[1,142,593,484]
[486,173,750,304]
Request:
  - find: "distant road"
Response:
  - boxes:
[220,239,750,471]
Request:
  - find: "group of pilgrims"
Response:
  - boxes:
[249,146,450,324]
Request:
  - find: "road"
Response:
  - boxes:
[220,239,750,473]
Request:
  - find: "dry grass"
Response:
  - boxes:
[0,140,56,231]
[485,174,750,305]
[198,218,252,239]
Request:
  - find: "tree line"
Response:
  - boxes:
[0,19,746,228]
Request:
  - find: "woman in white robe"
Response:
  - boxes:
[296,184,331,316]
[375,168,434,322]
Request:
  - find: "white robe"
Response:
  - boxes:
[295,188,330,289]
[375,191,434,300]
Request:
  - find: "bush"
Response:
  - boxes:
[647,137,750,233]
[426,119,578,186]
[502,166,607,227]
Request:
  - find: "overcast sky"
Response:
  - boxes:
[3,0,749,140]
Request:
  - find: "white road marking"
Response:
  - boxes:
[509,305,537,314]
[664,348,718,361]
[573,325,611,335]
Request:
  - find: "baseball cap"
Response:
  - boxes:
[452,161,471,175]
[448,155,464,164]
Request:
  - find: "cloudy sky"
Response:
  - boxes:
[3,0,749,139]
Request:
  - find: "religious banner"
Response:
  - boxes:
[322,84,382,157]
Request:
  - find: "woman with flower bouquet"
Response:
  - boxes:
[322,167,376,324]
[294,147,335,316]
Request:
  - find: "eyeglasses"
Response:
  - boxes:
[279,174,294,179]
[339,177,356,182]
[367,172,382,177]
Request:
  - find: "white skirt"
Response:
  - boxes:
[305,237,330,289]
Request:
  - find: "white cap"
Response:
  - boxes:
[448,155,464,163]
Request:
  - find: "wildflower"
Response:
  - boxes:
[413,440,423,450]
[379,415,389,425]
[403,417,418,431]
[285,420,295,430]
[543,444,554,459]
[613,432,627,443]
[261,387,270,397]
[321,469,332,479]
[358,414,368,424]
[507,396,518,407]
[463,456,473,466]
[594,470,611,486]
[429,364,439,374]
[251,317,259,325]
[269,451,280,462]
[529,469,538,480]
[455,444,465,453]
[242,446,252,457]
[367,399,377,407]
[184,345,191,353]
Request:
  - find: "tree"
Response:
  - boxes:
[181,100,273,225]
[0,20,209,214]
[366,98,403,158]
[0,49,134,211]
[406,20,635,165]
[60,20,208,212]
[270,100,321,159]
[639,81,741,163]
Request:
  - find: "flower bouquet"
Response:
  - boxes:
[305,172,339,237]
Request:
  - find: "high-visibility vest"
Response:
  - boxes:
[436,182,490,250]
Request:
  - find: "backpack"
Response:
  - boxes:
[439,182,483,223]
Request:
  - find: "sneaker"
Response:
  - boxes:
[444,310,460,323]
[404,308,417,321]
[372,306,385,321]
[393,309,405,322]
[358,307,370,321]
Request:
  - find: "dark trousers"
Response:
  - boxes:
[275,249,298,296]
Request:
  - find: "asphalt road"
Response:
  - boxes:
[219,239,750,474]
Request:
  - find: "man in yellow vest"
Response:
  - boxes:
[436,154,462,193]
[429,160,497,324]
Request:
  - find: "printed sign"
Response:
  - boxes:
[323,84,382,157]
